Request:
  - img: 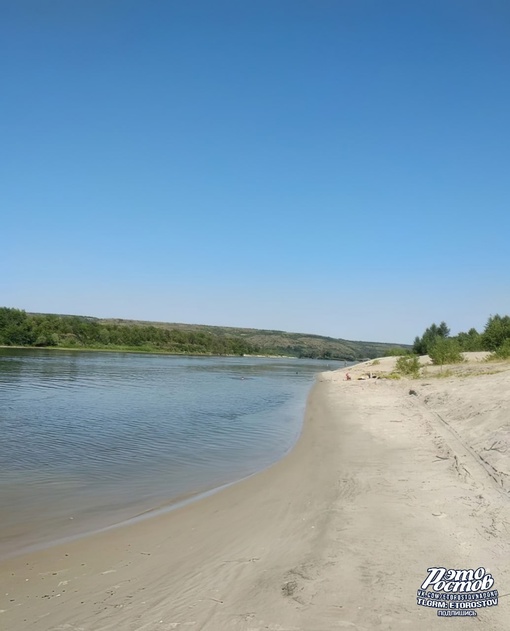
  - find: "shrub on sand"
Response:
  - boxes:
[428,338,463,366]
[395,355,421,378]
[487,339,510,361]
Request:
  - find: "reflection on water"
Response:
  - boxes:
[0,349,345,557]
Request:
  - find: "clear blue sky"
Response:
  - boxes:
[2,1,509,343]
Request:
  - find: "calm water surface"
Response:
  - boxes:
[0,349,345,557]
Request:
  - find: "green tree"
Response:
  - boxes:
[428,338,463,366]
[413,321,450,355]
[456,328,483,352]
[482,315,510,351]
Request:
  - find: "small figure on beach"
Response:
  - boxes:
[345,372,351,381]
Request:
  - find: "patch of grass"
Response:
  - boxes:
[432,369,454,379]
[485,355,510,364]
[385,372,402,380]
[461,369,504,377]
[370,359,381,366]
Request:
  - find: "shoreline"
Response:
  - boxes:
[2,362,510,629]
[0,345,345,361]
[1,426,303,563]
[1,350,331,563]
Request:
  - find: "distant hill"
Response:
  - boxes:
[1,308,409,360]
[100,317,409,360]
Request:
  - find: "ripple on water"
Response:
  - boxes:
[0,350,345,556]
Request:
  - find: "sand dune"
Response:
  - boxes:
[1,357,509,630]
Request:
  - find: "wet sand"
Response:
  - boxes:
[1,356,509,630]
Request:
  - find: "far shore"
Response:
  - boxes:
[0,345,346,361]
[1,353,509,630]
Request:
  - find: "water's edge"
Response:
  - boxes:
[1,350,349,560]
[1,392,310,561]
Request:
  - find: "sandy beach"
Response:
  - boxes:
[2,355,509,630]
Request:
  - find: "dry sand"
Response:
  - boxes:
[1,355,510,630]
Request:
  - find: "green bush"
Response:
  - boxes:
[489,339,510,360]
[395,355,421,378]
[428,338,463,366]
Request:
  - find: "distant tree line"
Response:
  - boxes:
[412,315,510,363]
[0,308,259,356]
[264,344,354,361]
[0,307,413,361]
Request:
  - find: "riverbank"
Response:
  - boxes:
[1,360,509,630]
[1,307,396,360]
[1,352,326,560]
[0,345,334,361]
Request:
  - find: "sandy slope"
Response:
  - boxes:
[1,360,509,630]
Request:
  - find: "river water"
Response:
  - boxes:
[0,349,345,558]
